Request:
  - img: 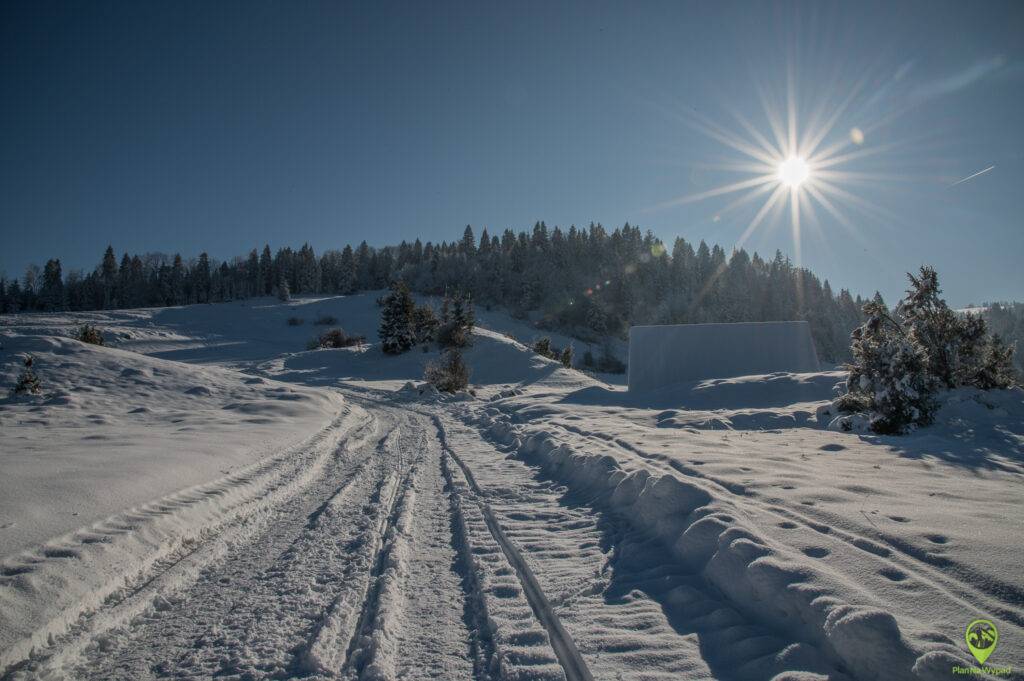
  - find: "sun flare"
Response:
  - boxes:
[651,66,904,279]
[778,156,810,188]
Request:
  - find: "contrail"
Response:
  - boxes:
[950,164,995,186]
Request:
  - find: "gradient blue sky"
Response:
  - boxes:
[2,1,1022,306]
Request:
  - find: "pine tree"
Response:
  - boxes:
[12,355,41,396]
[452,293,474,335]
[100,246,117,308]
[897,266,963,388]
[41,259,64,311]
[276,275,291,302]
[412,304,439,345]
[246,249,260,297]
[836,300,938,434]
[378,281,416,354]
[169,254,185,304]
[339,245,357,294]
[972,334,1017,389]
[460,225,476,257]
[194,253,211,303]
[259,245,274,296]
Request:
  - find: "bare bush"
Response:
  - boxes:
[424,349,470,393]
[310,328,366,349]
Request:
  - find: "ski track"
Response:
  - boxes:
[437,412,850,681]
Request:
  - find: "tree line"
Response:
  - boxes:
[2,223,873,361]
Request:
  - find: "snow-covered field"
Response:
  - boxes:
[1,294,1022,680]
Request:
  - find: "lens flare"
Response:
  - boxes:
[778,156,810,187]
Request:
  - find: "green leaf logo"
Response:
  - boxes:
[965,619,998,665]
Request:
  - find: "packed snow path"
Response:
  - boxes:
[4,393,855,681]
[4,388,1014,679]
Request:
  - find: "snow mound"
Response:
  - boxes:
[0,331,342,558]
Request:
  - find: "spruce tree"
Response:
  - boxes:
[378,281,416,354]
[339,245,357,294]
[836,300,937,434]
[276,275,291,302]
[41,259,64,311]
[260,245,274,296]
[412,304,439,345]
[195,253,211,303]
[100,246,117,309]
[12,355,41,396]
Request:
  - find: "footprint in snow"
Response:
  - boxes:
[803,547,830,558]
[879,567,907,582]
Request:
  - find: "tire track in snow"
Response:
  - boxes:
[1,404,376,680]
[44,415,388,681]
[433,415,595,681]
[307,410,477,681]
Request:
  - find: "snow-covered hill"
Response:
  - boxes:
[1,294,1021,680]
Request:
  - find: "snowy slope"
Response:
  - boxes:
[2,294,1022,680]
[0,331,342,556]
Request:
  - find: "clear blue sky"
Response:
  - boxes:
[2,1,1022,306]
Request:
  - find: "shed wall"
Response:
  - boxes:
[627,321,820,391]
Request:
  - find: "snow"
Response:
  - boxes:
[0,331,342,557]
[2,294,1022,680]
[628,321,820,391]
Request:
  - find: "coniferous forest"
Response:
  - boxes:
[4,222,887,362]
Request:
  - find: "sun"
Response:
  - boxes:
[778,155,810,188]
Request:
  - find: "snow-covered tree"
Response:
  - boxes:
[832,266,1017,434]
[835,300,937,434]
[412,304,439,345]
[437,291,474,348]
[11,355,41,396]
[378,281,416,354]
[276,275,291,302]
[972,334,1017,389]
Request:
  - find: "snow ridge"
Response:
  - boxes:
[462,405,975,681]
